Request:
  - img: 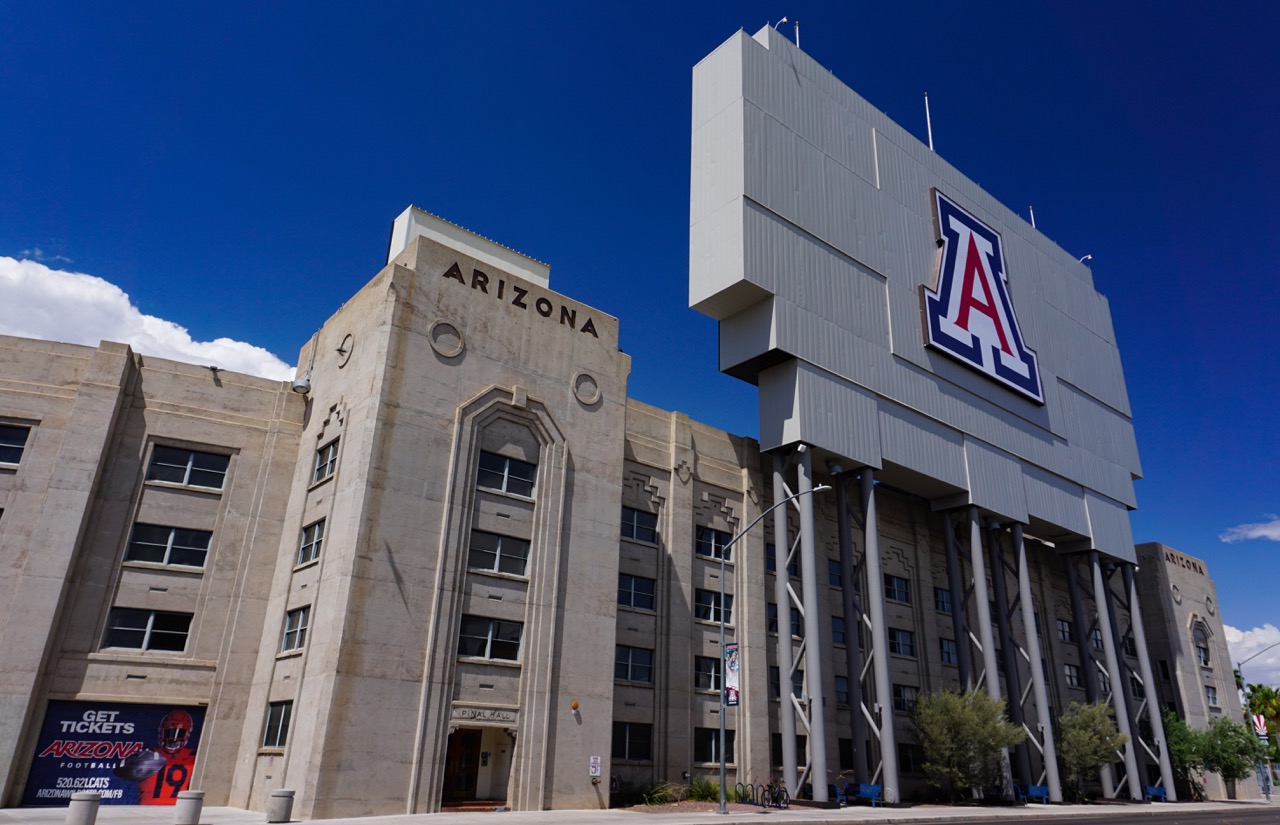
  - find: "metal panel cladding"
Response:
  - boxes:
[689,27,1141,562]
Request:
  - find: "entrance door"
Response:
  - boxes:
[442,729,482,802]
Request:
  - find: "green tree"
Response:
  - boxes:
[1202,716,1265,785]
[1162,710,1206,796]
[1057,702,1128,796]
[910,689,1027,802]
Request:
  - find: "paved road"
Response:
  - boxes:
[0,800,1274,825]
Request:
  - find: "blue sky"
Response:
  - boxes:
[3,3,1278,674]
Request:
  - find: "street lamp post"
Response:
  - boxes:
[717,482,832,814]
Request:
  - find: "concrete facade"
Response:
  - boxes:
[1134,542,1254,800]
[0,208,1212,817]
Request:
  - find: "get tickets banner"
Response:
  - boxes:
[22,700,205,806]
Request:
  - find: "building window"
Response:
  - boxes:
[789,606,804,639]
[695,526,732,561]
[940,638,958,666]
[621,507,658,543]
[766,603,778,633]
[618,573,656,611]
[695,656,721,692]
[0,424,31,465]
[838,738,854,771]
[1159,660,1172,682]
[126,524,211,568]
[262,701,292,749]
[615,645,654,683]
[1205,685,1219,708]
[1122,635,1137,657]
[888,628,916,657]
[467,530,530,576]
[1065,663,1082,688]
[280,606,310,652]
[828,559,842,587]
[934,587,952,613]
[899,743,924,774]
[770,733,807,767]
[1091,628,1104,651]
[297,519,325,566]
[147,446,230,489]
[768,666,803,699]
[694,727,734,763]
[831,615,846,646]
[892,684,918,713]
[694,589,732,624]
[1099,671,1111,694]
[103,608,193,652]
[1129,674,1146,700]
[476,451,536,497]
[884,574,910,603]
[766,542,799,578]
[834,675,850,706]
[1055,619,1074,643]
[612,722,652,761]
[457,615,522,661]
[312,440,339,484]
[1193,625,1211,667]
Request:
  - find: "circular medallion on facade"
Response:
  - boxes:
[429,321,464,358]
[1171,584,1182,604]
[1205,595,1215,615]
[572,371,601,405]
[336,333,355,368]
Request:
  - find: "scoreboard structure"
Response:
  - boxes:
[691,26,1169,803]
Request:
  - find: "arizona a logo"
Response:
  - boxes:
[923,191,1043,404]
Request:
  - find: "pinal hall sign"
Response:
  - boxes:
[922,191,1043,404]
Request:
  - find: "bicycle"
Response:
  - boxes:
[764,780,790,809]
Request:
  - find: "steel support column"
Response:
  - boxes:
[966,507,1012,797]
[861,468,899,803]
[1013,525,1062,801]
[835,471,868,784]
[772,455,798,793]
[1091,550,1141,799]
[987,522,1031,787]
[943,514,973,690]
[1066,554,1113,796]
[1123,563,1176,801]
[797,449,829,802]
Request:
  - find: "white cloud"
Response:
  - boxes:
[1226,624,1280,688]
[1221,516,1280,543]
[0,256,294,381]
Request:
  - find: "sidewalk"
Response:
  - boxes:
[0,800,1270,825]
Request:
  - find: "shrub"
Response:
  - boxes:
[911,689,1026,802]
[642,781,685,805]
[687,775,721,802]
[1057,701,1128,795]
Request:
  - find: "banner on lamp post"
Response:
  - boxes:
[724,643,740,707]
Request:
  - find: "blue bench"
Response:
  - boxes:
[1020,784,1050,804]
[831,784,847,806]
[1143,785,1167,802]
[848,783,882,807]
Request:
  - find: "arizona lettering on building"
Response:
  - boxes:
[441,262,599,338]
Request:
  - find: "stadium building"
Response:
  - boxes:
[0,27,1220,818]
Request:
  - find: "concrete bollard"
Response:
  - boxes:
[266,788,295,823]
[173,789,205,825]
[65,791,101,825]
